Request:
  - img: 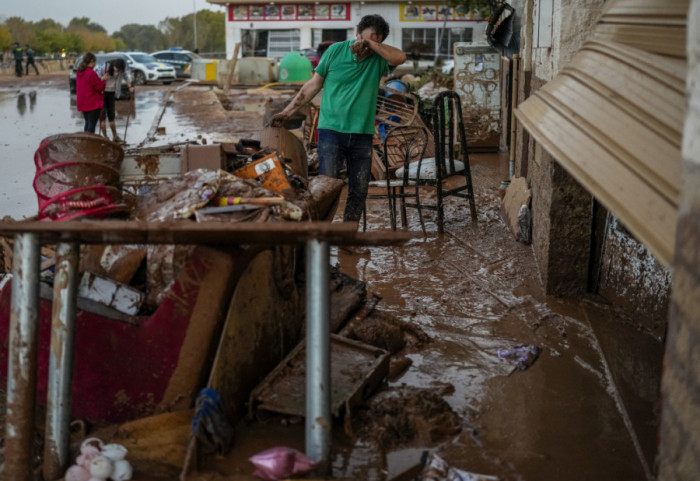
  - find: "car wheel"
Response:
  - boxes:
[133,70,146,86]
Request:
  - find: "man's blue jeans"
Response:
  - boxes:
[318,129,373,223]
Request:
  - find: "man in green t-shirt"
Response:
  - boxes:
[271,15,406,224]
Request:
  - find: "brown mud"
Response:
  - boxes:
[0,76,663,480]
[197,153,660,481]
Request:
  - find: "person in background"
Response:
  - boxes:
[12,42,23,77]
[99,58,134,143]
[76,52,106,133]
[25,45,39,75]
[270,15,406,228]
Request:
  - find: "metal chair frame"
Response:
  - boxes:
[363,125,429,233]
[410,91,477,233]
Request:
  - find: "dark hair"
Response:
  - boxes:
[77,52,96,72]
[357,14,390,41]
[108,58,126,76]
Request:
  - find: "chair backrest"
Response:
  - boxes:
[381,125,429,182]
[432,91,468,179]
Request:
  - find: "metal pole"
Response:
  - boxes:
[193,0,198,52]
[305,239,331,463]
[43,242,80,481]
[5,233,41,481]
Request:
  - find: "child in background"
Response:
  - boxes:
[100,58,134,143]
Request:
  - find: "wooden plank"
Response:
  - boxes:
[0,220,411,246]
[224,42,242,95]
[516,96,677,265]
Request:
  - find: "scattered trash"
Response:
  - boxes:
[497,344,541,371]
[517,204,532,244]
[249,446,315,480]
[421,452,499,481]
[65,437,133,481]
[233,152,293,195]
[78,271,144,316]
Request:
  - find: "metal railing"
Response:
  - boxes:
[0,220,409,480]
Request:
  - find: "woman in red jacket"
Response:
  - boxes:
[76,52,106,133]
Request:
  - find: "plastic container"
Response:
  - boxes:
[278,52,312,82]
[385,79,408,93]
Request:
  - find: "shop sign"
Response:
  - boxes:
[399,3,478,21]
[229,3,351,21]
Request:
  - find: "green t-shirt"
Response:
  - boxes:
[315,40,392,135]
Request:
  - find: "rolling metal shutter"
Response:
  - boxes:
[515,0,687,265]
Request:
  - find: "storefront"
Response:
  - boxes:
[206,0,488,61]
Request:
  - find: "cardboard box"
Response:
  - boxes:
[180,144,225,173]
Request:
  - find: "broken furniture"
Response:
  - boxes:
[396,91,478,233]
[364,125,429,233]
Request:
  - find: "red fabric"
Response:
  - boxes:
[0,252,215,423]
[76,67,105,112]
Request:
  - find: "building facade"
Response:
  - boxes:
[207,0,487,60]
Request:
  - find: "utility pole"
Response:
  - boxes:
[193,0,198,51]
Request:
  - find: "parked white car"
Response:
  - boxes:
[116,51,176,86]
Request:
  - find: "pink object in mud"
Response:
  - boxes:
[249,447,315,480]
[76,438,104,470]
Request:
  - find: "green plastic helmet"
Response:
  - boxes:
[278,52,313,82]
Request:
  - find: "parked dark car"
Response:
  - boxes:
[151,49,202,78]
[68,53,132,100]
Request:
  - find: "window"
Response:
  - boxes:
[268,30,301,58]
[402,28,436,60]
[402,27,473,59]
[439,27,473,56]
[242,30,269,57]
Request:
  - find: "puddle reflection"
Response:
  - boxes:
[0,86,166,219]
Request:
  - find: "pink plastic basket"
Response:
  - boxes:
[33,161,121,207]
[34,132,124,171]
[38,185,126,221]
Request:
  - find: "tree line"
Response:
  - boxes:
[0,10,225,57]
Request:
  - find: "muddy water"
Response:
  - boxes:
[200,154,657,481]
[0,84,167,220]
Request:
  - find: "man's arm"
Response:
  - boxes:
[269,73,325,127]
[354,38,407,66]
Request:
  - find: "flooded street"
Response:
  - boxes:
[0,73,663,481]
[0,73,170,219]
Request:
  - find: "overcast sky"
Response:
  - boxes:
[2,0,225,34]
